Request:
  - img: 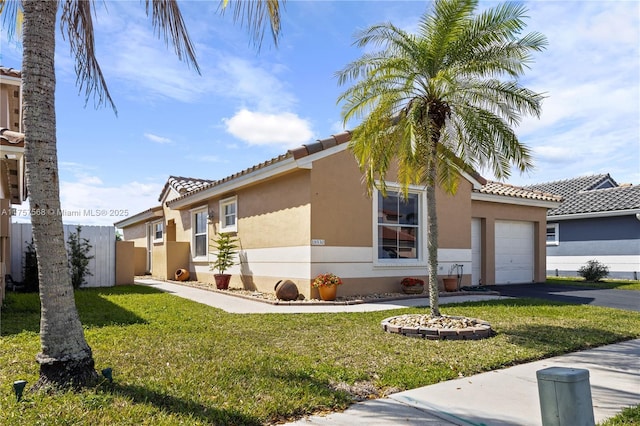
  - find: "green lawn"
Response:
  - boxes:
[2,285,640,425]
[546,277,640,291]
[599,405,640,425]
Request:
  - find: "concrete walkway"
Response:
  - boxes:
[135,279,504,314]
[135,279,640,425]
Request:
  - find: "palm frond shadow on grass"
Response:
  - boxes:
[103,382,262,426]
[1,285,156,336]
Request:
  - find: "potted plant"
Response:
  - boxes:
[210,232,239,290]
[400,277,425,294]
[443,264,460,292]
[312,273,343,301]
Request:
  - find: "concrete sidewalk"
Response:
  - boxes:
[289,339,640,425]
[135,279,504,314]
[135,279,639,425]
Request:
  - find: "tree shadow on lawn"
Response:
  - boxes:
[0,285,158,336]
[105,382,262,425]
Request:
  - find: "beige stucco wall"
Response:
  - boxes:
[235,171,311,248]
[472,199,548,285]
[115,241,135,285]
[134,247,147,275]
[122,222,146,247]
[310,150,372,247]
[116,147,550,297]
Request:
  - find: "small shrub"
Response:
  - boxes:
[67,226,94,289]
[577,260,609,282]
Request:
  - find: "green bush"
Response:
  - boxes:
[577,260,609,282]
[67,225,94,289]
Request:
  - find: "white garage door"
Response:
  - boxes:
[495,220,534,284]
[471,218,482,286]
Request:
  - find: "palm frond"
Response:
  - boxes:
[60,0,116,113]
[145,0,200,73]
[219,0,285,49]
[0,0,23,40]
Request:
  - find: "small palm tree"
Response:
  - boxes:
[337,0,546,316]
[1,0,284,389]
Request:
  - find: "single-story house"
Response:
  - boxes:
[1,66,27,302]
[525,174,640,280]
[115,131,561,298]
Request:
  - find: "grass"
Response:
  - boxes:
[546,277,640,291]
[599,405,640,425]
[2,285,640,425]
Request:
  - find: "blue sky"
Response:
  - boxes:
[2,0,639,226]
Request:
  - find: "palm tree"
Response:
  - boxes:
[1,0,284,389]
[337,0,546,317]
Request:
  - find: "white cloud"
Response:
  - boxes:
[144,133,173,144]
[223,109,313,148]
[59,179,162,226]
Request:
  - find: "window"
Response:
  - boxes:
[219,196,237,232]
[192,209,208,258]
[375,187,423,262]
[546,223,559,246]
[153,221,163,242]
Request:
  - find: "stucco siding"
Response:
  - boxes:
[122,222,147,247]
[310,149,372,247]
[437,180,473,249]
[236,171,311,248]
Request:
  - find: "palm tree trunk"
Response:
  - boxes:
[426,162,441,317]
[23,0,97,389]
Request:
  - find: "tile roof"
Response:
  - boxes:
[476,181,562,202]
[524,174,640,216]
[524,174,616,199]
[159,175,215,201]
[160,130,561,208]
[0,128,24,146]
[165,132,353,206]
[0,67,21,78]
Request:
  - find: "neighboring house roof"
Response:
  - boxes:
[158,175,215,202]
[524,174,640,218]
[114,205,163,228]
[476,181,562,203]
[0,128,26,204]
[0,67,21,78]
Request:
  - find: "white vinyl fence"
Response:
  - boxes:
[10,223,115,287]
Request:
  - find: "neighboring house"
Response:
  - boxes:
[1,66,26,302]
[116,132,561,298]
[525,174,640,280]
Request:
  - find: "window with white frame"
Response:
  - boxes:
[153,221,163,242]
[219,196,237,233]
[375,187,423,262]
[192,208,208,258]
[546,223,559,246]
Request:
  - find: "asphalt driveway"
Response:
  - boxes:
[487,283,640,312]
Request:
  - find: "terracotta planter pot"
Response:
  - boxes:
[214,274,231,290]
[401,284,424,294]
[317,284,337,301]
[174,269,190,281]
[275,280,299,301]
[443,277,458,292]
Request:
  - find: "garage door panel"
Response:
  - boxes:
[495,221,534,284]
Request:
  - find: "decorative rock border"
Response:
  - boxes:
[381,314,493,340]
